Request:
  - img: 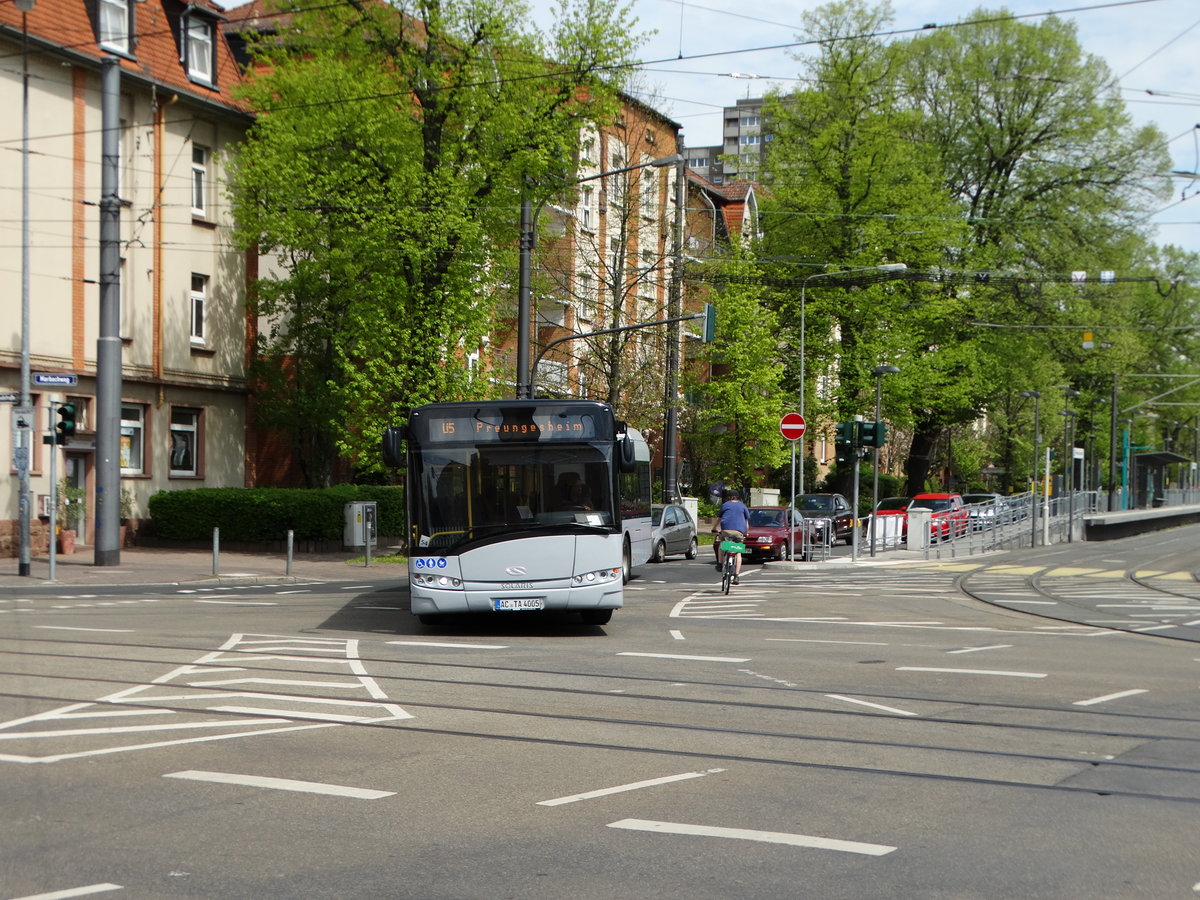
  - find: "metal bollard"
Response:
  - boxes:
[212,527,220,576]
[286,529,294,576]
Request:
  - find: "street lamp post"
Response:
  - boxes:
[16,0,37,577]
[1022,390,1040,548]
[797,263,907,499]
[869,364,900,557]
[515,153,682,400]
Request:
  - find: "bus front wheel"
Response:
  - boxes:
[621,539,633,583]
[580,609,613,625]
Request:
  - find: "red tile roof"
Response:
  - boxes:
[1,0,250,113]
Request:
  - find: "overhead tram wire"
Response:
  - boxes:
[0,0,1175,149]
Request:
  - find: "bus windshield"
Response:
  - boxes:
[413,443,615,552]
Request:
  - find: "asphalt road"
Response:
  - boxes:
[3,531,1200,899]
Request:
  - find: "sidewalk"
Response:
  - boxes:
[0,546,401,588]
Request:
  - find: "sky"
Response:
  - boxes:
[530,0,1200,259]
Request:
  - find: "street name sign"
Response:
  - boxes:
[33,373,78,387]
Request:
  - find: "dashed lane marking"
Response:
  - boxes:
[607,819,896,856]
[165,770,394,799]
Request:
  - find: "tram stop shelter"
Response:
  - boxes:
[1131,450,1192,508]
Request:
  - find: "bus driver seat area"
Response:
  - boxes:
[557,471,593,511]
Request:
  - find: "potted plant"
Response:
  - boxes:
[57,478,86,554]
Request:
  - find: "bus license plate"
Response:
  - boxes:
[494,598,545,612]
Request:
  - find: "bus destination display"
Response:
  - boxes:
[416,408,608,443]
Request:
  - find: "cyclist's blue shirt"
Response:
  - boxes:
[718,500,750,532]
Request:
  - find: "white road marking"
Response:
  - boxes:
[342,585,374,589]
[897,666,1047,678]
[10,884,123,899]
[275,590,311,595]
[34,626,134,633]
[994,599,1057,605]
[824,695,918,717]
[606,819,896,856]
[195,600,278,606]
[0,634,411,763]
[1073,689,1149,707]
[164,770,394,799]
[669,630,685,640]
[618,652,751,663]
[767,638,889,646]
[537,769,724,806]
[947,644,1013,654]
[387,640,509,650]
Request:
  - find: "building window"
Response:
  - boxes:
[169,407,201,477]
[577,271,594,320]
[688,157,709,169]
[99,0,132,54]
[191,145,209,217]
[740,134,760,146]
[184,13,215,84]
[580,186,593,231]
[120,405,145,475]
[190,274,207,344]
[740,115,760,127]
[641,172,656,218]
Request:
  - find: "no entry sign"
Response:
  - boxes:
[780,413,806,441]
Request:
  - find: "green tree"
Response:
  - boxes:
[762,2,1179,495]
[683,254,788,492]
[760,0,968,494]
[230,0,642,484]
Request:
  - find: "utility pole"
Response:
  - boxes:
[16,0,37,576]
[662,145,685,503]
[94,56,123,566]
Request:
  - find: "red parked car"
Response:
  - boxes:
[744,507,817,562]
[872,496,913,540]
[911,492,969,541]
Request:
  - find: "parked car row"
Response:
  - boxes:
[872,491,1029,542]
[654,490,1028,563]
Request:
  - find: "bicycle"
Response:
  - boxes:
[718,537,747,595]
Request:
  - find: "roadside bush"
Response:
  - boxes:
[147,485,404,543]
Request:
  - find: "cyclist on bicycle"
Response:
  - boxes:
[712,489,750,585]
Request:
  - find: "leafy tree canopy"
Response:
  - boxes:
[229,0,643,483]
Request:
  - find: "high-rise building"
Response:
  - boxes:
[684,97,769,185]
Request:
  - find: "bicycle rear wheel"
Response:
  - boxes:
[722,563,732,594]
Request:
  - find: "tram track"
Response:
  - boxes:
[958,541,1200,642]
[2,633,1199,804]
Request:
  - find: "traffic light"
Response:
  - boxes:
[55,402,76,445]
[860,420,888,448]
[834,420,855,462]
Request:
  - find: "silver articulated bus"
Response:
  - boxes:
[382,400,651,625]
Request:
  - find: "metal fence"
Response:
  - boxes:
[909,489,1200,559]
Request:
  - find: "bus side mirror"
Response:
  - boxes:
[618,435,637,473]
[381,426,407,468]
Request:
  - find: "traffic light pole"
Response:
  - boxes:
[48,426,58,581]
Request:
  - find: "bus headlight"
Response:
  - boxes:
[412,573,462,588]
[572,567,621,585]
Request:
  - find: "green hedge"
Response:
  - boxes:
[147,485,405,543]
